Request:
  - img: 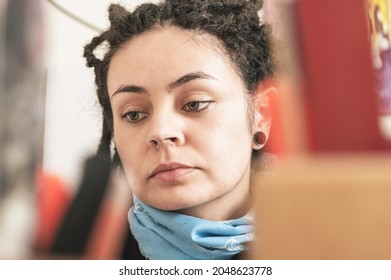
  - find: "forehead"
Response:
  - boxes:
[107,26,243,92]
[115,25,227,62]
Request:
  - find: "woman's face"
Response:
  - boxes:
[108,27,258,220]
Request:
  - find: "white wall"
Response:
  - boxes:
[42,0,157,188]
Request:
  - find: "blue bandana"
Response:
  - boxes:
[129,197,254,260]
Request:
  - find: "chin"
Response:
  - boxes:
[148,197,205,212]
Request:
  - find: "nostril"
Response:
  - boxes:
[165,137,177,143]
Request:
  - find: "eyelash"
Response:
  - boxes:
[121,110,149,123]
[121,100,213,123]
[182,100,213,112]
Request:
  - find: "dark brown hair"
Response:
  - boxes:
[83,0,276,162]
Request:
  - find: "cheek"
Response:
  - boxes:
[114,124,142,175]
[116,141,145,195]
[215,104,252,144]
[201,109,253,166]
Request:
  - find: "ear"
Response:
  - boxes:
[252,80,277,150]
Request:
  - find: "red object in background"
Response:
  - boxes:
[263,77,309,157]
[294,0,387,153]
[264,84,288,156]
[34,169,72,252]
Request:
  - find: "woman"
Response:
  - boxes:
[83,0,277,260]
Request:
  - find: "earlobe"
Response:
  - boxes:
[253,131,267,149]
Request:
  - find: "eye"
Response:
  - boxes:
[182,101,212,112]
[121,111,149,123]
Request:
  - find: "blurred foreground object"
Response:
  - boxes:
[252,0,391,259]
[0,0,45,258]
[47,154,132,259]
[253,155,391,259]
[34,170,72,253]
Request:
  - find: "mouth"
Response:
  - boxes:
[149,162,197,182]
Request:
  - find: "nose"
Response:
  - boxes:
[145,111,185,149]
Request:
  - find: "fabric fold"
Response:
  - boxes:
[129,197,254,260]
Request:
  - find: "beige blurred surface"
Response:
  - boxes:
[252,154,391,259]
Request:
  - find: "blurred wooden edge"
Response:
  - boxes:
[249,153,391,260]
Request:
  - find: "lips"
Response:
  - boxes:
[149,162,196,182]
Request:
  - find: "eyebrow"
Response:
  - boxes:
[111,85,148,98]
[166,71,216,92]
[111,71,216,98]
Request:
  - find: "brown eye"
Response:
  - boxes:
[122,111,148,123]
[183,101,212,112]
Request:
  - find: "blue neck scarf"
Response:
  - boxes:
[129,197,254,260]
